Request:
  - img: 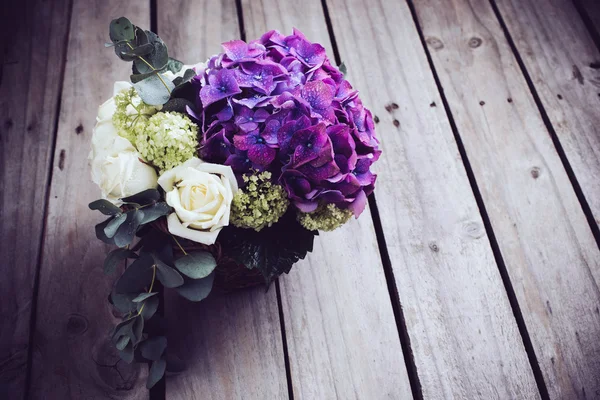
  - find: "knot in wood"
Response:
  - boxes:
[462,221,485,239]
[428,242,439,252]
[426,36,444,50]
[66,313,88,336]
[468,37,482,48]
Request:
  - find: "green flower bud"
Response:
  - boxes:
[231,172,289,231]
[298,203,352,232]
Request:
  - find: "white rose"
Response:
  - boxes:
[89,81,158,203]
[158,157,238,245]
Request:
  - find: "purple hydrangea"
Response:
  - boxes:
[191,29,380,217]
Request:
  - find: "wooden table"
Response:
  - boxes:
[2,0,600,398]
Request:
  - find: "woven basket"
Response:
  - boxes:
[152,218,264,292]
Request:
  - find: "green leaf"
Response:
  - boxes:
[89,199,121,215]
[116,335,130,351]
[154,259,184,288]
[133,74,175,106]
[339,61,347,75]
[119,341,134,363]
[140,336,167,361]
[166,57,183,74]
[175,272,215,302]
[218,211,318,285]
[115,253,154,293]
[147,358,166,389]
[112,319,134,341]
[132,292,157,302]
[110,291,138,313]
[139,202,172,225]
[104,213,127,238]
[161,98,195,113]
[104,248,138,275]
[109,17,135,42]
[130,69,160,84]
[134,30,168,73]
[139,295,159,320]
[120,42,154,58]
[174,252,217,279]
[95,218,116,245]
[122,189,161,205]
[113,210,145,248]
[132,316,145,345]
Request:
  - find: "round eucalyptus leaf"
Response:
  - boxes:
[174,252,217,279]
[175,271,215,302]
[115,253,154,293]
[132,292,157,303]
[116,335,130,351]
[109,17,135,42]
[139,295,159,320]
[104,213,127,238]
[140,336,167,361]
[133,74,174,106]
[147,358,166,389]
[89,199,121,215]
[104,248,138,275]
[118,341,134,364]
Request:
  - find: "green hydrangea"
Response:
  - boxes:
[135,112,198,172]
[231,172,289,231]
[112,87,158,143]
[298,203,353,232]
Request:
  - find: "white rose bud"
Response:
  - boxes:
[89,81,158,203]
[158,157,238,245]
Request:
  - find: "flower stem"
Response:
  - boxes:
[124,265,156,321]
[171,235,188,256]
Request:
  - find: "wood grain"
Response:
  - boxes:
[0,0,71,398]
[28,1,150,399]
[413,0,600,398]
[158,2,289,398]
[495,0,600,228]
[241,1,414,398]
[322,0,541,397]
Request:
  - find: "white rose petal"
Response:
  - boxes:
[158,157,238,245]
[89,82,158,203]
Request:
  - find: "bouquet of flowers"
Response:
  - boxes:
[89,17,380,388]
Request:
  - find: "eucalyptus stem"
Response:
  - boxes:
[171,234,188,256]
[126,42,172,94]
[123,265,156,322]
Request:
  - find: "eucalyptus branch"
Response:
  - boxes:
[126,42,172,94]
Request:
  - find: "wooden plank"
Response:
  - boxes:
[254,0,542,398]
[158,2,289,399]
[496,0,600,228]
[28,1,150,398]
[241,2,415,398]
[577,0,600,36]
[413,0,600,398]
[0,0,71,398]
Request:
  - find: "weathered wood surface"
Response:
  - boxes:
[578,0,600,36]
[413,0,600,398]
[241,1,409,399]
[0,0,70,398]
[495,0,600,227]
[325,0,540,398]
[158,1,289,399]
[28,1,150,399]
